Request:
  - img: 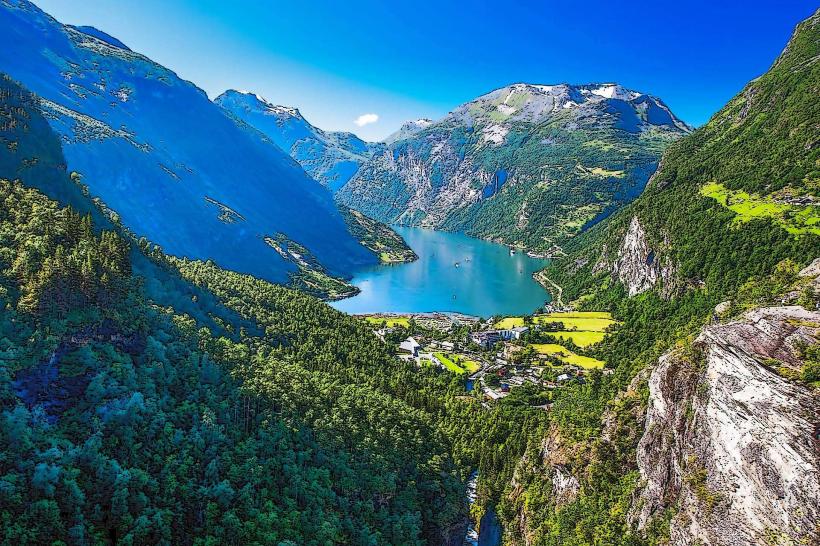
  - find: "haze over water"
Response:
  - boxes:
[331,226,551,317]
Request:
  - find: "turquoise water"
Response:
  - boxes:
[331,227,551,317]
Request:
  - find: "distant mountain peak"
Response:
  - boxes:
[217,89,304,120]
[216,89,384,192]
[580,83,641,100]
[383,118,434,144]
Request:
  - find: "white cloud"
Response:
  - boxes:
[354,113,379,127]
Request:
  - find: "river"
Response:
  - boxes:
[331,226,551,317]
[464,471,502,546]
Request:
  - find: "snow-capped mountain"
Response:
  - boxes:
[445,83,689,132]
[337,82,690,250]
[383,118,433,145]
[216,90,383,192]
[0,0,376,285]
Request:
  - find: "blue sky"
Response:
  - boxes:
[36,0,817,141]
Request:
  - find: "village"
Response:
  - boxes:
[364,309,617,406]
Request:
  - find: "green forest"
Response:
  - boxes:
[0,73,551,545]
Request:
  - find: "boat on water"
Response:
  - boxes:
[509,249,516,256]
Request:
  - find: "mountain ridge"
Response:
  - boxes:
[216,89,384,192]
[337,80,690,251]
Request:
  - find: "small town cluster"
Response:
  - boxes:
[366,310,616,405]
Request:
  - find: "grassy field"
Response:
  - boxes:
[530,344,605,369]
[434,353,481,375]
[701,182,820,235]
[435,352,465,374]
[494,316,527,329]
[460,358,481,374]
[495,312,613,348]
[550,330,606,347]
[495,311,616,333]
[365,315,411,328]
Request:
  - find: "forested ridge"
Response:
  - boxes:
[492,10,820,545]
[0,73,551,545]
[0,74,469,544]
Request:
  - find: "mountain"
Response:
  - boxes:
[0,0,377,293]
[215,89,384,192]
[498,10,819,546]
[546,12,819,302]
[337,82,690,251]
[0,73,470,544]
[383,118,433,145]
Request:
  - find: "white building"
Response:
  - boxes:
[399,337,420,357]
[498,326,530,341]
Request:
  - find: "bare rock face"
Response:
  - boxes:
[611,216,676,296]
[631,306,820,546]
[505,426,581,546]
[550,466,580,507]
[799,257,820,279]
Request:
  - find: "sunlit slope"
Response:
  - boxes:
[0,0,376,285]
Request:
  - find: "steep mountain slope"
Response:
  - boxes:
[0,70,470,546]
[216,89,383,192]
[0,0,376,288]
[496,10,819,546]
[632,303,819,546]
[546,10,819,302]
[337,82,689,250]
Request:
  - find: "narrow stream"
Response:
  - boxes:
[464,471,502,546]
[465,471,479,545]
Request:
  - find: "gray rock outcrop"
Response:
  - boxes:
[631,306,820,545]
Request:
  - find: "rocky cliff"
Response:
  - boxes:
[631,305,820,545]
[594,215,677,296]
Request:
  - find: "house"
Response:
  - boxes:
[399,337,420,357]
[484,388,504,400]
[556,373,572,382]
[470,330,501,349]
[498,327,528,340]
[440,341,455,352]
[500,383,510,393]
